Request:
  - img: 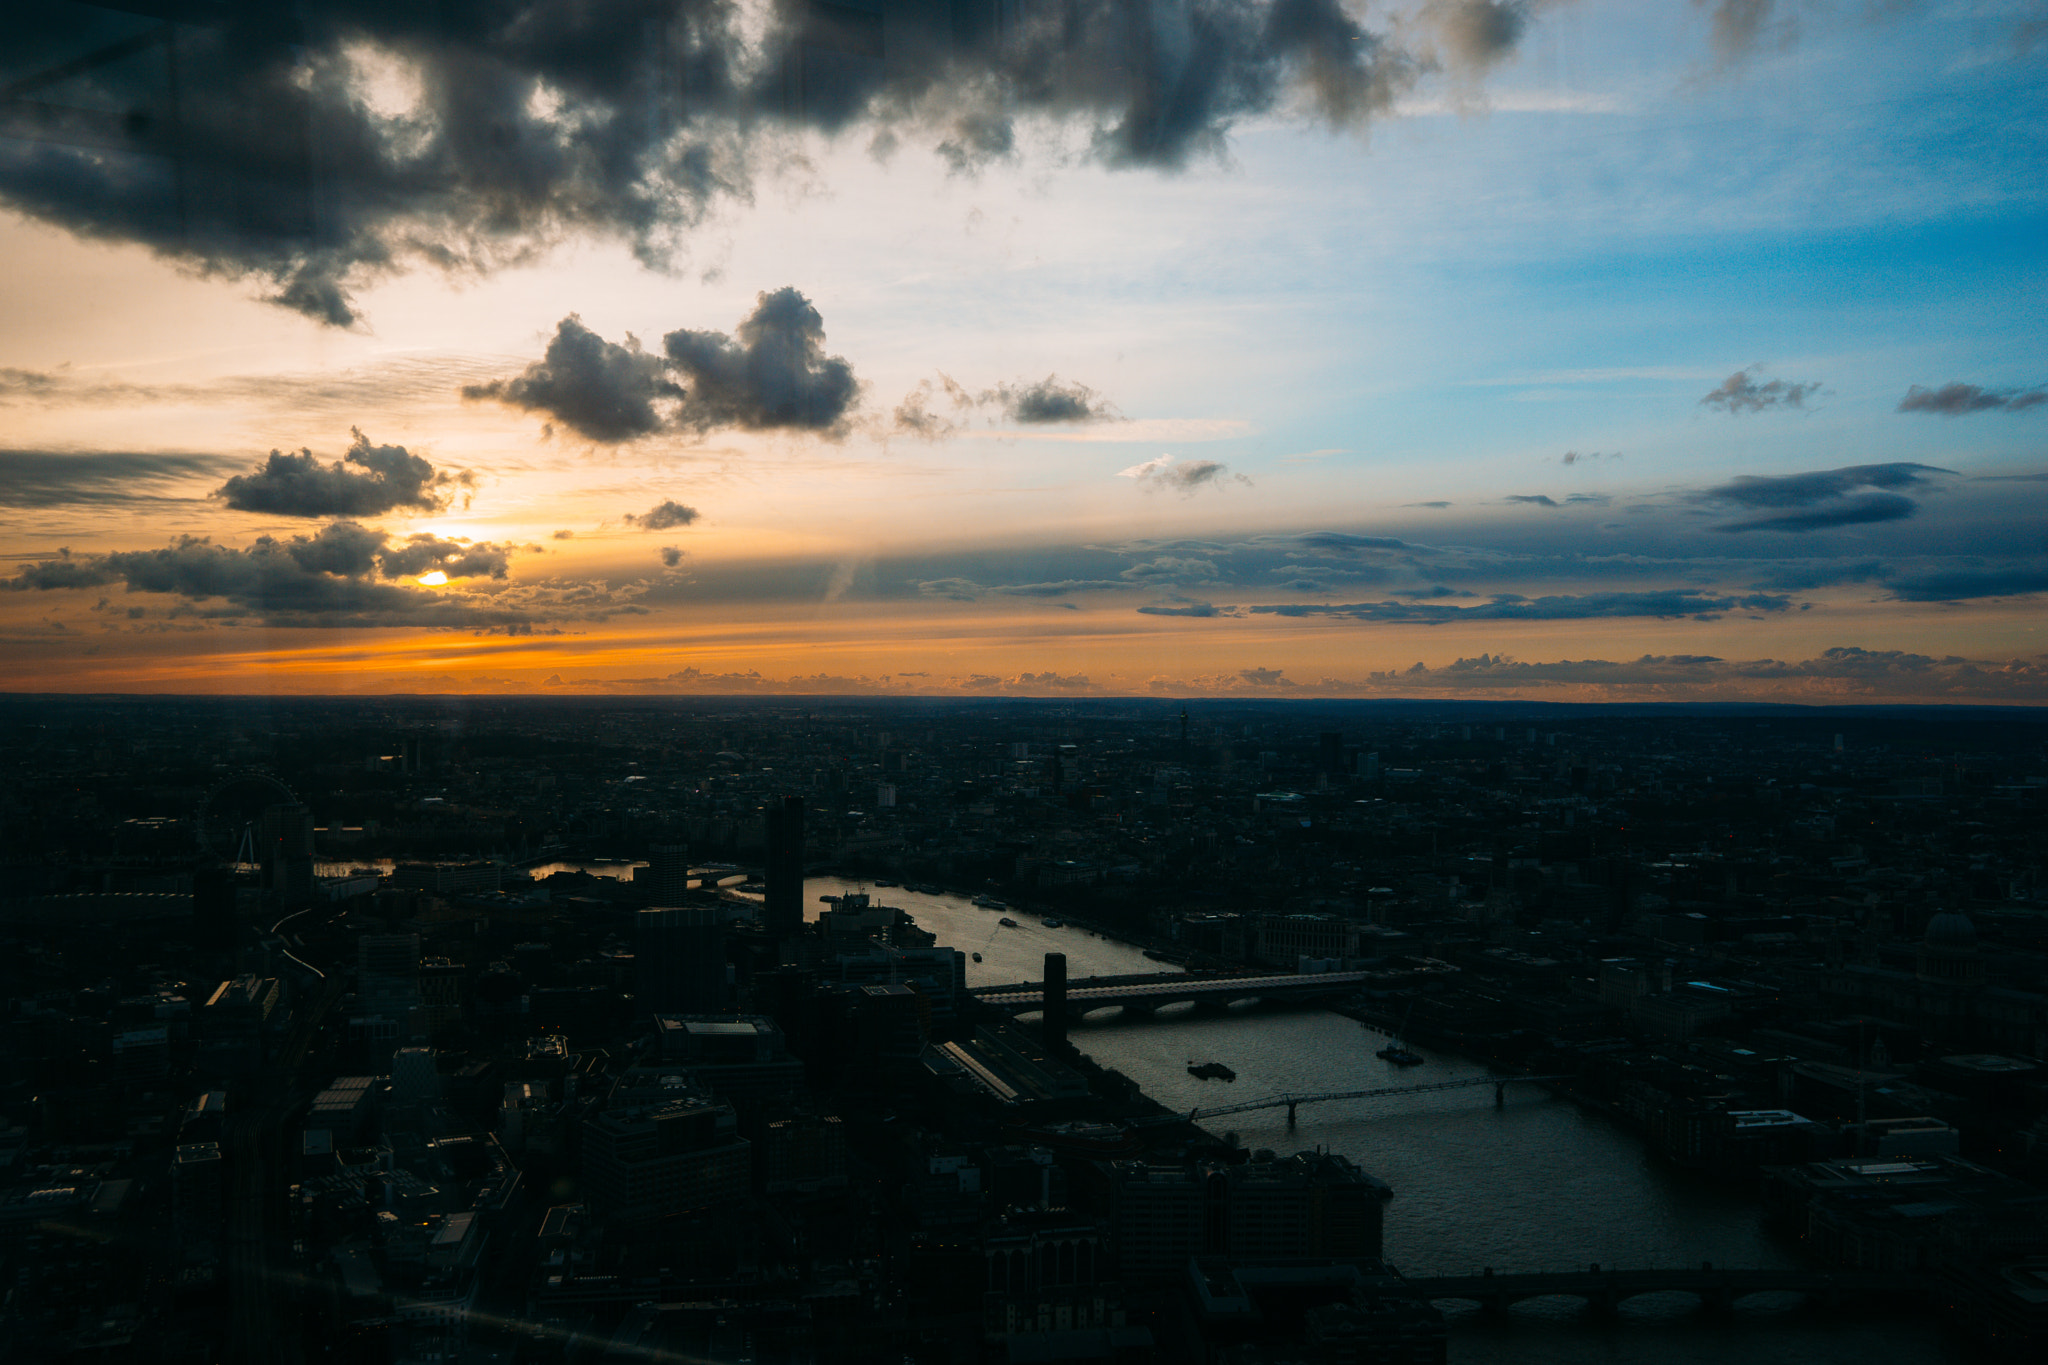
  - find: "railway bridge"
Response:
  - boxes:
[971,969,1373,1020]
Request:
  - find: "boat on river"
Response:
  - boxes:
[998,917,1019,928]
[1043,918,1063,928]
[1187,1061,1236,1081]
[1376,1000,1425,1066]
[971,952,982,962]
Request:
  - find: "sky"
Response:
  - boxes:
[2,0,2045,704]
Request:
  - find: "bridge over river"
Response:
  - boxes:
[971,969,1373,1017]
[1151,1073,1571,1125]
[1400,1265,1928,1315]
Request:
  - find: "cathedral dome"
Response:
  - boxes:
[1922,911,1978,952]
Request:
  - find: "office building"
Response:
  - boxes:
[640,842,691,905]
[261,802,316,905]
[764,796,805,937]
[582,1087,749,1222]
[635,906,727,1015]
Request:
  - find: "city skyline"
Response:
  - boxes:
[3,1,2045,702]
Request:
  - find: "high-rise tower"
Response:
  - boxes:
[635,906,727,1016]
[764,795,805,937]
[260,801,315,905]
[642,842,691,905]
[1042,952,1068,1049]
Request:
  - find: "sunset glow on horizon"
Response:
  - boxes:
[4,2,2045,704]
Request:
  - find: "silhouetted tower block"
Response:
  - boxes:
[636,906,727,1016]
[1042,952,1068,1048]
[261,801,315,904]
[643,842,691,905]
[765,796,806,937]
[192,864,257,948]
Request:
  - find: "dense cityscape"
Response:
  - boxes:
[2,693,2046,1364]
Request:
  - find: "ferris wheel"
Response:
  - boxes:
[195,771,301,869]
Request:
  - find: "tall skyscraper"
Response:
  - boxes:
[359,933,422,1044]
[764,795,805,937]
[642,842,691,905]
[635,907,727,1015]
[260,801,315,905]
[1042,952,1068,1048]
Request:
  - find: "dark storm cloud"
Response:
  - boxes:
[660,546,685,568]
[0,449,240,507]
[1505,494,1559,507]
[1699,366,1823,413]
[1714,494,1917,533]
[1137,602,1232,617]
[214,429,464,517]
[6,520,523,626]
[1245,589,1792,623]
[463,316,682,443]
[981,375,1117,424]
[1704,463,1949,508]
[1697,462,1952,533]
[1897,382,2048,416]
[1883,565,2048,602]
[624,500,701,530]
[0,1,1459,325]
[4,548,114,591]
[661,289,859,434]
[468,292,857,440]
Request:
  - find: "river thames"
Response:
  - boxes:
[802,876,1970,1363]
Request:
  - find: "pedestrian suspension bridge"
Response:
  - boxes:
[1139,1073,1570,1126]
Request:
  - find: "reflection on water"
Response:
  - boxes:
[525,860,645,881]
[313,858,646,881]
[803,876,1966,1364]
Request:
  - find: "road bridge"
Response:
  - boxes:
[972,969,1373,1018]
[1401,1265,1927,1315]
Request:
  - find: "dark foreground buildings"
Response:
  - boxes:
[1,694,2045,1361]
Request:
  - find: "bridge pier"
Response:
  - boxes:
[1285,1101,1298,1126]
[1698,1261,1733,1315]
[1478,1269,1507,1318]
[1495,1082,1505,1108]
